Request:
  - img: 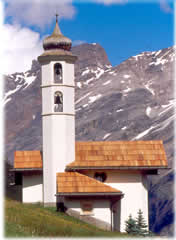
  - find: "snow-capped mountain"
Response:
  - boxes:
[4,43,175,236]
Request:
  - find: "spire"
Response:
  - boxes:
[42,14,72,52]
[52,13,62,36]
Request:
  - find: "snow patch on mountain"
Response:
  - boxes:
[89,94,102,103]
[161,99,175,108]
[123,87,131,93]
[108,71,116,76]
[103,133,111,140]
[149,58,168,66]
[77,82,82,88]
[158,99,175,116]
[123,74,130,79]
[4,97,11,106]
[81,68,90,76]
[4,84,23,104]
[75,92,92,104]
[3,72,37,105]
[116,109,124,113]
[105,64,112,69]
[95,68,105,79]
[146,106,152,117]
[133,53,145,60]
[145,82,155,95]
[85,77,94,85]
[153,115,175,133]
[155,50,162,57]
[83,104,88,108]
[149,47,174,66]
[23,75,36,89]
[133,100,175,140]
[81,67,105,86]
[132,126,155,140]
[103,80,111,86]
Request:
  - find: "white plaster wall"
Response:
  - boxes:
[64,199,111,225]
[81,170,148,232]
[43,115,75,204]
[64,63,75,85]
[42,87,53,114]
[41,59,75,205]
[41,63,52,85]
[106,171,148,232]
[22,174,43,203]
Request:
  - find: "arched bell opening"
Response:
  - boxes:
[54,63,62,83]
[54,91,63,112]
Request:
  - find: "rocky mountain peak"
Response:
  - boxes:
[72,43,111,75]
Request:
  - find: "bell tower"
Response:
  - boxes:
[38,15,77,206]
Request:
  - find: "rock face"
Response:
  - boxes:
[4,43,175,236]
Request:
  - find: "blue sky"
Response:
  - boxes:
[2,0,175,73]
[59,2,174,66]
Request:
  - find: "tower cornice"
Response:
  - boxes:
[40,84,75,89]
[42,113,75,117]
[38,53,77,64]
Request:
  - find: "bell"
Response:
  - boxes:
[55,68,60,75]
[55,96,61,104]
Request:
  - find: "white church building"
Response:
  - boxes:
[12,17,168,232]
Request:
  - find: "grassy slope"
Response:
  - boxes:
[5,198,128,237]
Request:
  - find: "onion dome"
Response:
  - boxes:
[43,15,72,51]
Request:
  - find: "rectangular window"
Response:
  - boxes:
[80,200,94,216]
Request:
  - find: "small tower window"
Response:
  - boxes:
[54,91,63,112]
[54,63,62,83]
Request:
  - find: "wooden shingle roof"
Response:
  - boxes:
[13,141,168,170]
[56,172,122,195]
[14,151,42,169]
[66,141,168,170]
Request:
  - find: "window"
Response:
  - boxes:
[94,172,107,182]
[81,200,93,215]
[54,63,62,83]
[54,91,63,112]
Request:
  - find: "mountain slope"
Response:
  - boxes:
[4,43,175,236]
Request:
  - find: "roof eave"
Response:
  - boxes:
[66,166,169,171]
[10,168,43,172]
[55,192,123,197]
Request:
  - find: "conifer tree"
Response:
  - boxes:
[125,210,152,236]
[135,209,148,236]
[125,214,138,235]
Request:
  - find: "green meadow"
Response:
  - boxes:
[5,198,128,237]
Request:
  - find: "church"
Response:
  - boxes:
[12,17,168,232]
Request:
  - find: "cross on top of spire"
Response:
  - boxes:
[55,13,59,22]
